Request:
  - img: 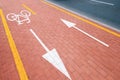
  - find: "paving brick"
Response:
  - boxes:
[81,72,93,80]
[96,67,108,77]
[66,63,75,73]
[71,71,83,80]
[106,76,114,80]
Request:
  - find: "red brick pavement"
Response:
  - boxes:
[0,19,19,80]
[0,0,120,80]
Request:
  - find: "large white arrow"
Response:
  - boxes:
[61,19,109,47]
[30,29,71,80]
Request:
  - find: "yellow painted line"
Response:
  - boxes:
[22,4,36,15]
[41,0,120,38]
[0,9,28,80]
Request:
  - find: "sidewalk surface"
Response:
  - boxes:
[0,0,120,80]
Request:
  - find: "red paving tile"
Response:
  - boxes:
[0,0,120,80]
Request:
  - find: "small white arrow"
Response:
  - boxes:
[61,19,109,47]
[30,29,72,80]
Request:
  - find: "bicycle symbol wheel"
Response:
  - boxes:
[20,10,31,17]
[6,13,17,21]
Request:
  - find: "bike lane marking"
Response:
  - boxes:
[6,10,31,25]
[22,4,36,15]
[61,19,109,47]
[30,29,72,80]
[0,9,28,80]
[41,0,120,38]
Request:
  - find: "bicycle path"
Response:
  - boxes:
[0,0,120,80]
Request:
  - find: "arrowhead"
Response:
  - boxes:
[61,19,76,28]
[42,48,72,80]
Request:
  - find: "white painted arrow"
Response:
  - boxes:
[61,19,109,47]
[30,29,71,80]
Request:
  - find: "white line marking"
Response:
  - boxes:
[91,0,114,6]
[74,26,109,47]
[30,29,50,52]
[43,49,72,80]
[61,19,109,47]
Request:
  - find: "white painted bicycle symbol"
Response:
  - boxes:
[6,10,31,25]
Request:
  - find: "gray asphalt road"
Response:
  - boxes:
[47,0,120,31]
